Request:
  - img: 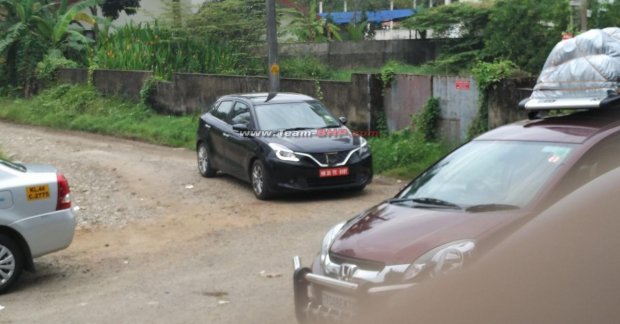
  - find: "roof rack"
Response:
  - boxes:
[521,27,620,111]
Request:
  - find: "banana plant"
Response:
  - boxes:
[0,0,100,96]
[283,0,342,42]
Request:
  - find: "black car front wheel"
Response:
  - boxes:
[251,160,273,200]
[0,234,24,294]
[197,142,217,178]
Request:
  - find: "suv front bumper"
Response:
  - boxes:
[292,256,415,323]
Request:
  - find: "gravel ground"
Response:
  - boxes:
[0,121,403,323]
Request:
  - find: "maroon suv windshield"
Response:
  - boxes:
[399,141,577,209]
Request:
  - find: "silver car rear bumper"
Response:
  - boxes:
[10,208,76,258]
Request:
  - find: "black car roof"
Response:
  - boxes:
[221,93,317,104]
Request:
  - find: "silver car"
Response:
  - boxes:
[0,159,76,293]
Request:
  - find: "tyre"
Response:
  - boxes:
[0,234,24,294]
[197,142,217,178]
[251,160,273,200]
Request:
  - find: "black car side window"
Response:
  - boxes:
[212,100,234,122]
[230,102,253,128]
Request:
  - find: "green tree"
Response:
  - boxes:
[403,2,492,72]
[100,0,140,20]
[589,0,620,29]
[482,0,569,73]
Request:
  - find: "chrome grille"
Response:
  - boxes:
[308,151,351,166]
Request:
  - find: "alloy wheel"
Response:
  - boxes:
[0,245,16,286]
[198,145,209,174]
[252,163,264,195]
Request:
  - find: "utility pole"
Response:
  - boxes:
[580,0,588,31]
[266,0,280,93]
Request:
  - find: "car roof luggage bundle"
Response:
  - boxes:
[521,27,620,110]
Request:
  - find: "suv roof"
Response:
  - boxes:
[478,109,620,144]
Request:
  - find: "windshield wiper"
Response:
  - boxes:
[465,204,520,212]
[279,127,314,132]
[388,197,462,210]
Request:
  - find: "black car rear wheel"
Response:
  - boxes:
[197,143,217,177]
[0,234,24,294]
[251,160,273,200]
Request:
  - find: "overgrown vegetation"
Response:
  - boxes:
[280,56,334,80]
[0,0,96,97]
[94,23,244,79]
[468,60,520,139]
[368,131,450,178]
[0,85,196,148]
[412,97,441,142]
[369,97,452,178]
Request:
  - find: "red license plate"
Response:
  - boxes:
[319,167,349,178]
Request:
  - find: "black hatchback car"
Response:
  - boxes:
[196,93,373,199]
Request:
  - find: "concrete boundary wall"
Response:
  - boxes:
[56,68,534,143]
[278,39,441,69]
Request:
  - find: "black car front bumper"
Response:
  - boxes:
[263,153,372,192]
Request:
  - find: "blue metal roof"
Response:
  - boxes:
[319,9,416,25]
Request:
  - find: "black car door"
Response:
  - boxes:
[224,100,258,180]
[206,100,235,172]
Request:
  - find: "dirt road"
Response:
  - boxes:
[0,121,401,323]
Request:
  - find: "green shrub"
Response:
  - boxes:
[280,56,334,80]
[412,97,441,142]
[36,49,79,82]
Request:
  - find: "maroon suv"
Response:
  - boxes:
[292,108,620,322]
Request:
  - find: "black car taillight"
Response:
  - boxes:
[56,173,71,210]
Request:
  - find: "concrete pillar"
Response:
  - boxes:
[344,0,347,12]
[319,1,323,14]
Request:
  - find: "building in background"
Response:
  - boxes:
[105,0,208,26]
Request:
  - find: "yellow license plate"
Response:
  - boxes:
[26,185,51,201]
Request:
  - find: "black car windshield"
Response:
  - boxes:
[254,101,340,131]
[397,141,577,209]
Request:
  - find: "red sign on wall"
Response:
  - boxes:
[455,80,471,90]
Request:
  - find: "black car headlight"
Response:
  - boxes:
[359,137,369,155]
[268,143,300,162]
[403,240,475,281]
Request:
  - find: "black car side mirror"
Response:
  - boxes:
[232,124,249,132]
[339,116,348,125]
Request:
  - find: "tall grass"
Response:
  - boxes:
[94,23,253,78]
[368,130,453,178]
[0,85,196,148]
